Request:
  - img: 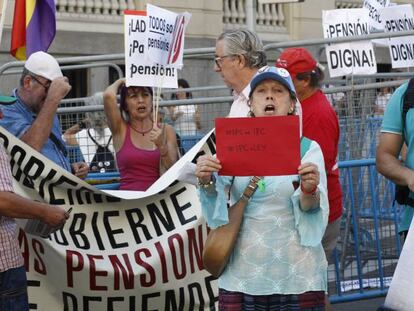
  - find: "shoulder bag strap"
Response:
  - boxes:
[203,176,261,277]
[49,132,68,157]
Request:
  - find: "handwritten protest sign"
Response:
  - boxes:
[146,4,191,69]
[322,8,377,77]
[381,4,414,69]
[363,0,390,30]
[215,116,300,176]
[124,10,177,88]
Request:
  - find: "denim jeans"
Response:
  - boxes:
[0,266,29,311]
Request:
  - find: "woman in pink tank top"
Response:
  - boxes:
[103,78,179,191]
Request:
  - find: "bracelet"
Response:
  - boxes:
[197,175,216,189]
[301,183,318,195]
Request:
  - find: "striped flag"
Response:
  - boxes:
[10,0,56,60]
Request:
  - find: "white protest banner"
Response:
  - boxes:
[322,8,377,77]
[363,0,390,30]
[384,218,414,310]
[146,4,191,69]
[0,125,219,310]
[381,4,414,69]
[124,10,178,88]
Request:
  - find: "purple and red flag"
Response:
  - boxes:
[10,0,56,60]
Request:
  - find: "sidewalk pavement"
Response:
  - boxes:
[334,297,385,311]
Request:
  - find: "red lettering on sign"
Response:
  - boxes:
[186,226,204,273]
[66,250,84,287]
[88,254,107,290]
[18,229,29,271]
[134,248,156,287]
[108,254,134,290]
[168,233,186,279]
[154,241,169,283]
[32,239,46,274]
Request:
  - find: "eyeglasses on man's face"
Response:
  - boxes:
[214,54,237,69]
[30,75,51,92]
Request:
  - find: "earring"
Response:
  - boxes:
[248,108,255,117]
[288,107,294,114]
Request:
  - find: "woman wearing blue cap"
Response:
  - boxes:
[196,66,328,310]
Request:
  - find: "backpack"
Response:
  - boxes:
[88,129,117,173]
[394,78,414,206]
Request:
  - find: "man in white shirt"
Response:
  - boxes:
[178,29,267,184]
[214,29,267,117]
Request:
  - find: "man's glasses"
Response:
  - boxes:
[214,54,236,68]
[30,75,50,92]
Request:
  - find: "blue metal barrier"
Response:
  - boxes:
[330,158,400,303]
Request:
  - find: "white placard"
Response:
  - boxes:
[384,217,414,310]
[124,10,178,88]
[146,4,191,69]
[381,4,414,69]
[322,8,377,77]
[363,0,390,30]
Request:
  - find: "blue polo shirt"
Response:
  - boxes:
[0,90,71,171]
[381,82,413,232]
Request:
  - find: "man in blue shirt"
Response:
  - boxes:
[0,52,88,178]
[377,81,413,238]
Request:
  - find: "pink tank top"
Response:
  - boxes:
[116,126,160,191]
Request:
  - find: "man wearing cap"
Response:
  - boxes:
[276,48,343,274]
[0,94,70,310]
[0,51,88,178]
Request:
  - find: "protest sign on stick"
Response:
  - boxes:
[322,8,377,77]
[381,4,414,69]
[363,0,390,30]
[124,10,178,88]
[146,4,191,69]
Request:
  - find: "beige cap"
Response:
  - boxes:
[24,51,63,80]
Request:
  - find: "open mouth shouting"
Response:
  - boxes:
[264,104,276,115]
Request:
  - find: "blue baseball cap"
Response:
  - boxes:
[249,66,296,98]
[0,95,16,105]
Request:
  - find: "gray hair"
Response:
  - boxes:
[218,29,267,69]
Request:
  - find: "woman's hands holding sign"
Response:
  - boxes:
[195,155,222,185]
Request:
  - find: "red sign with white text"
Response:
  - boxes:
[215,116,300,176]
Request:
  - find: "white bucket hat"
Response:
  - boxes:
[24,51,63,80]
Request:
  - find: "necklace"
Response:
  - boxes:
[129,121,153,136]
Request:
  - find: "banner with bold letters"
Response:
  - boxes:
[0,126,218,311]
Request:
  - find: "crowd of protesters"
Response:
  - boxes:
[0,26,408,311]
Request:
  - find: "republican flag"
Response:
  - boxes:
[10,0,56,60]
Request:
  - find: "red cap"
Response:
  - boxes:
[275,48,317,79]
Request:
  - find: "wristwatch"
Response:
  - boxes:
[197,174,216,189]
